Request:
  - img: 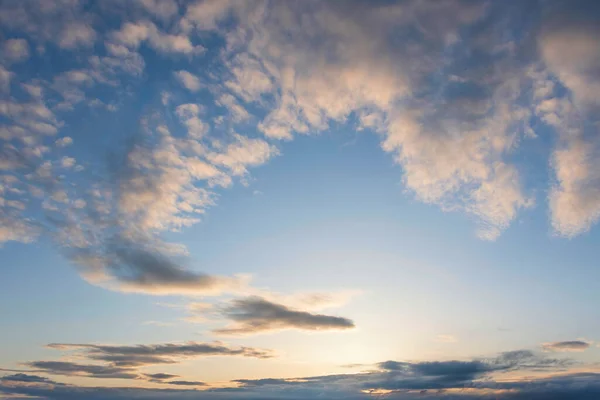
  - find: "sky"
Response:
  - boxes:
[1,0,600,399]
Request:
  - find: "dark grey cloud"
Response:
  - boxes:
[47,341,274,368]
[542,340,591,352]
[167,380,206,386]
[15,341,273,383]
[214,297,355,335]
[144,372,179,381]
[25,361,138,379]
[3,367,600,400]
[104,240,225,293]
[1,373,54,383]
[142,372,205,386]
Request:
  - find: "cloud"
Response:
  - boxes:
[72,238,247,296]
[59,22,96,49]
[206,135,278,176]
[143,372,205,386]
[1,348,584,400]
[174,70,201,92]
[144,372,179,381]
[538,1,600,237]
[2,38,29,63]
[206,0,537,239]
[136,0,179,21]
[234,350,568,393]
[167,380,206,386]
[1,0,599,312]
[181,0,235,32]
[46,341,274,367]
[213,297,355,335]
[0,373,53,383]
[175,103,208,138]
[216,93,250,122]
[542,341,591,352]
[54,137,73,147]
[9,340,273,386]
[110,20,203,55]
[25,361,138,379]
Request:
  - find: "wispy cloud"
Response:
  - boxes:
[542,340,592,352]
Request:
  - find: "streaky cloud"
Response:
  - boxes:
[213,296,355,335]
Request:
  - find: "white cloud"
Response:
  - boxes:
[111,21,203,55]
[174,70,201,92]
[136,0,179,20]
[55,137,73,147]
[59,22,97,49]
[60,156,76,168]
[175,103,208,138]
[549,137,600,237]
[217,93,250,122]
[21,83,43,98]
[0,214,39,245]
[2,38,30,63]
[181,0,234,31]
[538,6,600,237]
[207,134,278,176]
[0,65,12,93]
[216,1,529,238]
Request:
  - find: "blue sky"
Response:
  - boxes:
[2,0,600,399]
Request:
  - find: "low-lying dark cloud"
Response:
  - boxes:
[214,297,355,335]
[144,372,179,380]
[16,341,274,383]
[3,366,600,400]
[47,341,274,367]
[230,349,571,394]
[0,373,54,383]
[143,373,205,386]
[167,380,206,386]
[25,361,138,380]
[542,340,591,352]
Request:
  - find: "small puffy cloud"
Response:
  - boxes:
[217,93,250,122]
[207,135,278,176]
[182,0,234,31]
[136,0,179,20]
[0,214,39,245]
[175,103,208,138]
[174,70,201,92]
[2,38,29,63]
[21,83,43,98]
[213,296,355,335]
[542,340,591,352]
[55,137,73,147]
[110,21,203,55]
[59,22,97,49]
[60,156,76,168]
